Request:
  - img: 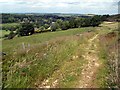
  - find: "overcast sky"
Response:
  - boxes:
[0,0,119,14]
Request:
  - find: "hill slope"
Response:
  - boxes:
[107,14,120,22]
[2,22,119,88]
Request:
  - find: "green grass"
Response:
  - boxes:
[2,22,119,88]
[0,23,20,39]
[2,27,91,88]
[95,25,119,88]
[0,30,10,38]
[0,23,19,29]
[40,44,86,88]
[2,27,93,52]
[95,47,110,87]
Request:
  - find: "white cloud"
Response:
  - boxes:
[0,0,119,14]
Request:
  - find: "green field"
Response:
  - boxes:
[0,30,10,38]
[2,22,119,88]
[0,23,19,29]
[0,23,20,38]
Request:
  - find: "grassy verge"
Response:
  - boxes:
[95,30,119,88]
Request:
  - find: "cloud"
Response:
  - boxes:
[0,0,119,14]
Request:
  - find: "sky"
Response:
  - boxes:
[0,0,119,15]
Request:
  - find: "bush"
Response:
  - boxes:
[17,22,34,36]
[4,34,9,38]
[7,31,16,39]
[51,22,59,31]
[90,15,102,27]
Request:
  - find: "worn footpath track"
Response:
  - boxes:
[78,34,101,88]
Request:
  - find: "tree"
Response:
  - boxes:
[101,15,110,21]
[51,22,59,31]
[56,19,63,28]
[90,15,102,27]
[69,18,76,28]
[44,24,49,29]
[39,26,45,32]
[61,21,70,30]
[83,18,91,27]
[74,18,84,28]
[17,22,34,36]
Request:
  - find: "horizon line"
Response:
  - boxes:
[1,12,119,15]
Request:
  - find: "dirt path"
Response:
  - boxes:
[79,34,101,88]
[35,34,101,88]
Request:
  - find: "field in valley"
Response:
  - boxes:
[2,22,119,88]
[0,23,19,39]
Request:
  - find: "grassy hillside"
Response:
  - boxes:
[2,22,119,88]
[2,28,93,51]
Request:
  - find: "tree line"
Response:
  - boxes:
[2,14,110,39]
[51,15,102,31]
[2,13,71,24]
